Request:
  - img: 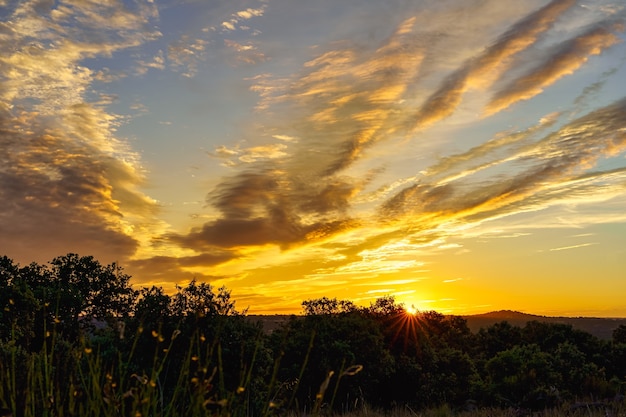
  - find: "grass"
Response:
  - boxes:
[1,321,625,417]
[0,323,251,417]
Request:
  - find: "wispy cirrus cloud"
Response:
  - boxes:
[382,98,626,227]
[549,242,598,251]
[414,0,577,128]
[486,19,624,115]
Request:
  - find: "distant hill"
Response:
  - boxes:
[248,310,626,340]
[247,314,294,334]
[462,310,626,340]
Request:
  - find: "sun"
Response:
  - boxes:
[384,303,427,355]
[405,304,419,316]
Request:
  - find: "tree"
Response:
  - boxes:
[48,253,137,320]
[366,295,405,316]
[613,324,626,344]
[301,297,356,315]
[0,257,39,346]
[270,308,392,412]
[476,321,523,358]
[170,280,240,318]
[13,254,138,342]
[485,344,559,409]
[134,285,172,323]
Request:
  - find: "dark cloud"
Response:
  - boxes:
[170,156,361,249]
[0,115,140,264]
[171,214,357,250]
[126,252,236,285]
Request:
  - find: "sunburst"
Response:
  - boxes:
[385,305,426,354]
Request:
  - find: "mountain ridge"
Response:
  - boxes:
[461,310,626,340]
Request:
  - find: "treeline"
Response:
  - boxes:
[1,254,626,417]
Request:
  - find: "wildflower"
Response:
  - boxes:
[151,330,159,338]
[203,398,227,407]
[236,386,245,394]
[84,347,92,354]
[171,329,181,340]
[131,374,148,385]
[123,388,137,399]
[316,370,334,402]
[341,364,363,376]
[8,299,14,305]
[200,334,206,342]
[117,321,126,340]
[191,355,199,361]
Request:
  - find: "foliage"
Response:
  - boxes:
[1,253,626,416]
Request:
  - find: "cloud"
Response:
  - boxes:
[221,6,266,33]
[5,0,624,312]
[272,134,298,142]
[169,168,359,250]
[573,67,619,109]
[549,243,598,251]
[0,108,153,264]
[224,39,267,65]
[414,0,576,128]
[486,20,624,115]
[135,50,166,75]
[208,142,289,166]
[126,252,236,286]
[250,15,425,177]
[222,21,236,31]
[0,0,162,265]
[424,112,560,184]
[382,98,626,229]
[170,16,430,251]
[167,36,209,77]
[173,3,626,262]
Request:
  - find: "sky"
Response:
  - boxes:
[1,0,626,317]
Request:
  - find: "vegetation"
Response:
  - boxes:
[1,254,626,417]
